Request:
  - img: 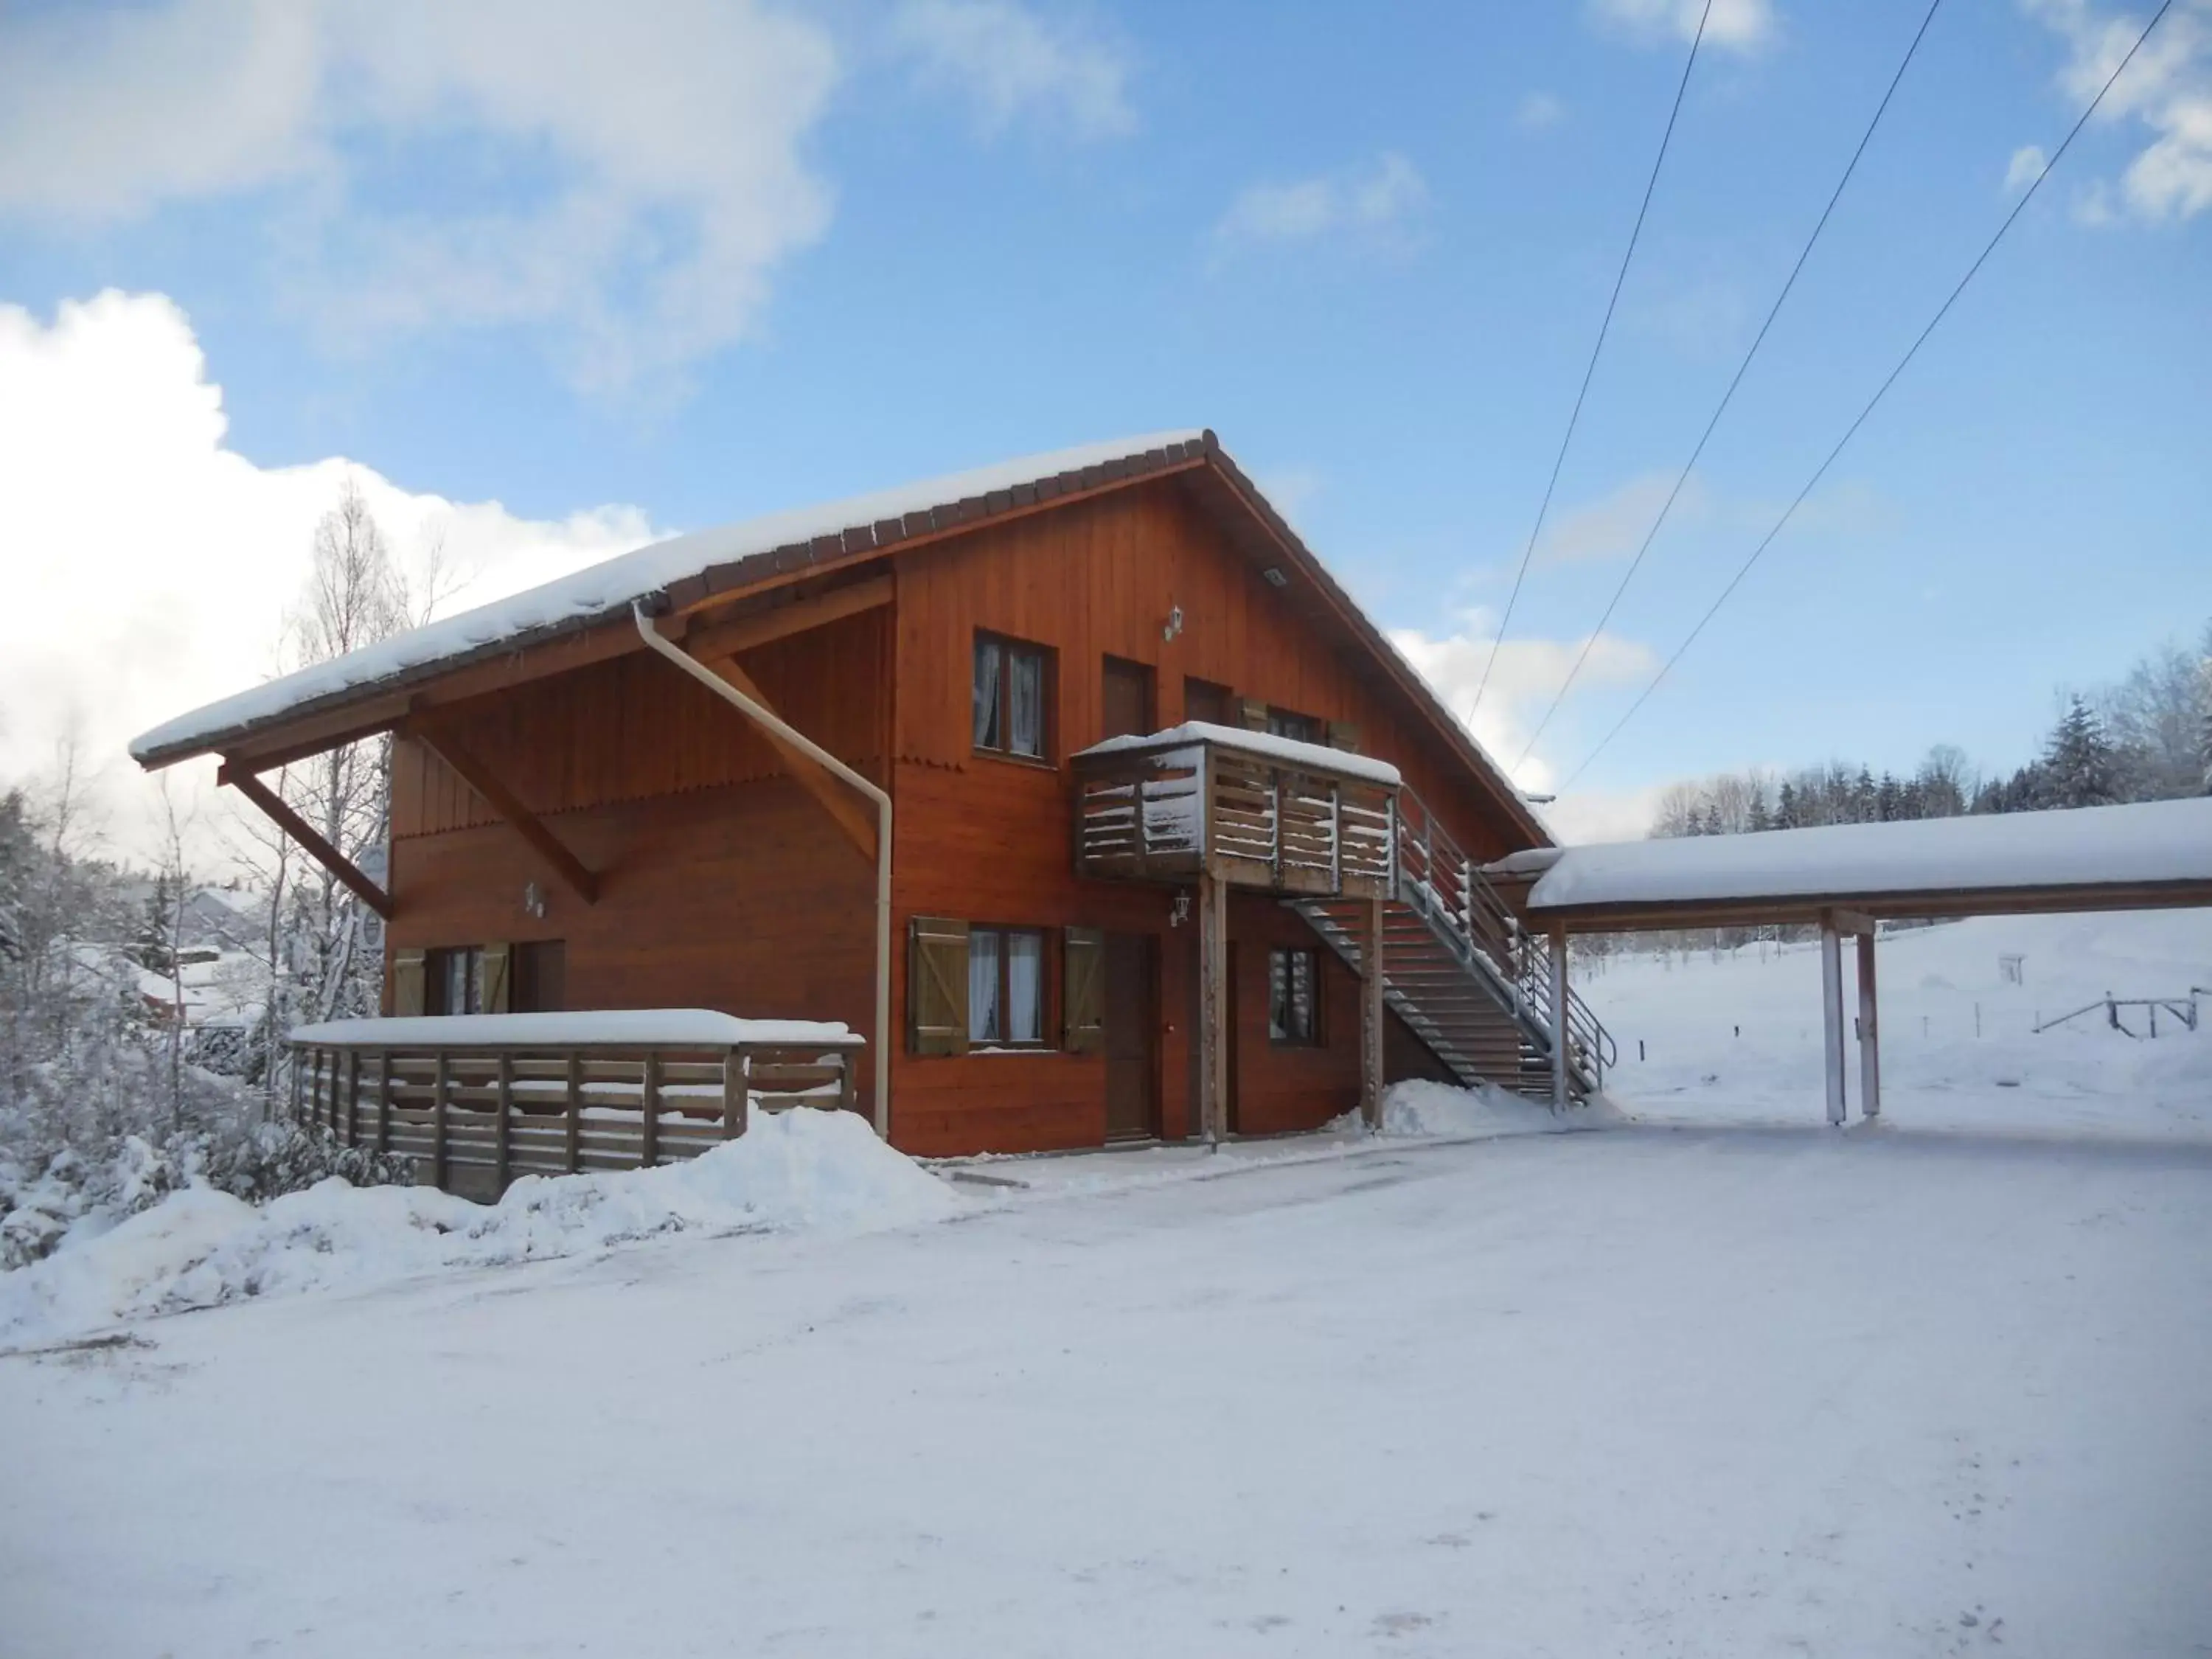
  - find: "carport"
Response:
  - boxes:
[1484,797,2212,1124]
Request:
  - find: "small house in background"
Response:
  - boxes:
[133,431,1607,1183]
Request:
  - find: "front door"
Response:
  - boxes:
[1103,931,1157,1141]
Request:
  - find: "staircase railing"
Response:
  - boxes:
[1391,786,1615,1093]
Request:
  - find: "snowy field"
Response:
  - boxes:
[1,908,2208,1658]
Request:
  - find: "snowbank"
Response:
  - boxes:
[0,1110,960,1346]
[1363,1078,1625,1138]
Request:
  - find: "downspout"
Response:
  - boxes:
[633,603,894,1141]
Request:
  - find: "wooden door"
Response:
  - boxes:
[1103,931,1157,1141]
[1184,676,1231,728]
[1102,656,1155,742]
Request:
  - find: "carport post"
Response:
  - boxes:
[1819,914,1847,1127]
[1857,931,1881,1120]
[1549,925,1570,1113]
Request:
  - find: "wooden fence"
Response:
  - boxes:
[291,1035,864,1198]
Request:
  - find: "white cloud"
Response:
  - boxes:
[1388,613,1660,798]
[0,1,840,390]
[0,291,661,856]
[2021,0,2212,221]
[2006,143,2051,191]
[1211,153,1428,260]
[1517,91,1568,130]
[1535,472,1710,566]
[1588,0,1777,54]
[891,0,1135,139]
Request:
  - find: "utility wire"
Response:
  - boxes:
[1512,0,1947,771]
[1467,0,1714,720]
[1554,0,2174,794]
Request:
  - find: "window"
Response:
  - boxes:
[974,633,1049,760]
[426,946,483,1015]
[969,926,1047,1046]
[1268,947,1321,1045]
[1265,707,1324,746]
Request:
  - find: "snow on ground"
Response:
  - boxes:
[1,908,2208,1656]
[0,1109,960,1348]
[1581,906,2212,1138]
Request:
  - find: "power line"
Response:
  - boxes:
[1511,0,1947,771]
[1467,0,1715,720]
[1554,0,2174,795]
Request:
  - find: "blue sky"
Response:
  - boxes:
[1,0,2206,843]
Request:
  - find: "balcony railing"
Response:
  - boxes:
[288,1011,864,1200]
[1071,725,1396,898]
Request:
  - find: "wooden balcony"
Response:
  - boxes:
[1071,723,1397,899]
[288,1011,864,1201]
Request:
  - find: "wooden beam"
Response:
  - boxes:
[220,764,394,920]
[1820,915,1848,1127]
[684,574,893,663]
[673,652,879,862]
[1857,932,1882,1121]
[1198,872,1228,1145]
[1361,896,1385,1131]
[404,717,599,905]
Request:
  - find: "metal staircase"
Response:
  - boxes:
[1292,787,1614,1105]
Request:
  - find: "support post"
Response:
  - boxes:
[1360,895,1386,1131]
[723,1048,748,1141]
[1197,871,1228,1146]
[1820,915,1848,1127]
[1549,926,1569,1113]
[564,1051,582,1173]
[641,1052,661,1168]
[1856,931,1881,1120]
[375,1051,390,1154]
[495,1052,512,1191]
[345,1050,360,1148]
[433,1051,451,1190]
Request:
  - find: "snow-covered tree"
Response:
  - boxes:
[2039,696,2121,809]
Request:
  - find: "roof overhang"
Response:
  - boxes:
[132,429,1548,846]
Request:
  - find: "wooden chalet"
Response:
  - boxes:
[133,431,1610,1185]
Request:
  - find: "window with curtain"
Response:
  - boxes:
[1265,707,1324,746]
[969,925,1048,1046]
[426,946,482,1015]
[1268,947,1320,1045]
[973,633,1049,760]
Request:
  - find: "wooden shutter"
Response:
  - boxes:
[908,917,970,1056]
[391,948,426,1017]
[478,943,512,1014]
[1327,720,1361,754]
[1062,927,1105,1054]
[1239,698,1270,731]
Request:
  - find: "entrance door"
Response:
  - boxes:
[1102,656,1155,742]
[1103,932,1157,1141]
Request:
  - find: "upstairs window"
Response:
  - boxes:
[1265,707,1325,746]
[1268,947,1321,1046]
[973,633,1050,761]
[426,946,485,1015]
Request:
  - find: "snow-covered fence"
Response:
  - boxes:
[288,1012,864,1200]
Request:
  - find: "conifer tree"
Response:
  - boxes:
[2041,696,2121,808]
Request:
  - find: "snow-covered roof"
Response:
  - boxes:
[1074,720,1404,787]
[1496,798,2212,921]
[290,1010,862,1048]
[132,431,1206,766]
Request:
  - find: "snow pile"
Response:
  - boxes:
[1368,1077,1624,1138]
[0,1109,960,1346]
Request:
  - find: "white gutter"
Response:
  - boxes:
[633,603,894,1140]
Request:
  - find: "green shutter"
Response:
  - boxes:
[1062,927,1105,1054]
[908,917,970,1056]
[479,943,512,1014]
[1239,698,1270,731]
[1326,720,1361,754]
[391,947,426,1017]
